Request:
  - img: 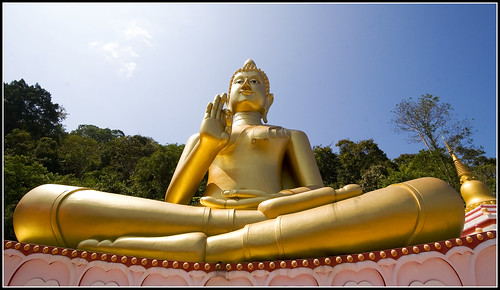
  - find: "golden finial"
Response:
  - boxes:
[442,137,472,183]
[442,137,496,212]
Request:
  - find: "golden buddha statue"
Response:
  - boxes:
[14,60,468,263]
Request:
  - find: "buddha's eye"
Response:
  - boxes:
[234,79,243,84]
[250,79,260,84]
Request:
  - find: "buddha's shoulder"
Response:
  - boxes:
[250,125,311,141]
[264,125,307,136]
[251,124,291,139]
[268,126,311,143]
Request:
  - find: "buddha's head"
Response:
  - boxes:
[228,59,274,123]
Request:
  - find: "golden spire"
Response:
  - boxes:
[443,137,472,184]
[443,137,496,212]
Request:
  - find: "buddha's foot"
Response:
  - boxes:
[77,233,207,262]
[78,239,113,253]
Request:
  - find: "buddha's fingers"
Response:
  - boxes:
[223,108,233,134]
[200,196,269,210]
[211,94,221,119]
[221,189,278,198]
[216,93,227,122]
[204,102,213,119]
[258,187,339,219]
[226,197,269,209]
[335,184,363,201]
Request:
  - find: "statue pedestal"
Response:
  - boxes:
[4,205,496,286]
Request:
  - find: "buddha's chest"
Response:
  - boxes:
[216,125,291,165]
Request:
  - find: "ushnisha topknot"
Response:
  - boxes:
[229,59,270,97]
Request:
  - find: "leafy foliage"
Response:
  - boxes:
[72,124,125,143]
[391,94,480,159]
[380,149,461,191]
[335,139,396,191]
[130,144,184,200]
[4,79,66,141]
[3,155,55,240]
[313,145,340,188]
[58,134,102,176]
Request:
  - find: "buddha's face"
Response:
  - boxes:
[228,71,268,114]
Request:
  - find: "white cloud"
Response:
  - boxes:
[92,41,139,60]
[101,42,121,59]
[123,20,153,47]
[120,61,137,78]
[89,20,152,78]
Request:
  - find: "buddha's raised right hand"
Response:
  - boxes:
[199,93,233,151]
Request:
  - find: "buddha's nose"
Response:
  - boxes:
[241,79,252,91]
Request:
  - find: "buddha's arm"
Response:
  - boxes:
[164,134,210,204]
[256,130,363,217]
[284,129,324,189]
[258,184,363,218]
[165,94,232,204]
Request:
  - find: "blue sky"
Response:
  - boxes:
[3,3,497,159]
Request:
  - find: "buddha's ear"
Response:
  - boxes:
[262,93,274,123]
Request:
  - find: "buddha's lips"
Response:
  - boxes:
[240,90,252,95]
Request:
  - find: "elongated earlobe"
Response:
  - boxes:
[262,93,274,123]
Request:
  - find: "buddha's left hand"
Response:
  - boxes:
[199,189,286,209]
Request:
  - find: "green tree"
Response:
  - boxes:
[4,79,66,141]
[391,94,478,158]
[58,134,101,177]
[101,135,160,182]
[130,144,185,200]
[381,149,460,191]
[391,94,495,191]
[4,155,55,241]
[470,156,497,196]
[33,137,60,172]
[358,164,390,192]
[313,145,340,188]
[72,124,125,143]
[4,129,35,157]
[82,167,132,195]
[335,139,394,191]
